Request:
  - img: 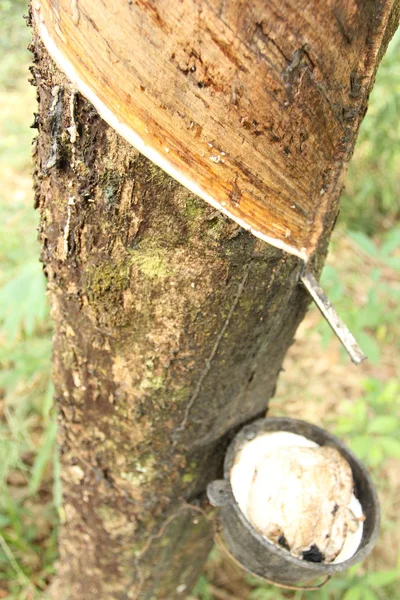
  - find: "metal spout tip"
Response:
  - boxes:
[351,351,367,366]
[300,270,367,366]
[352,349,368,365]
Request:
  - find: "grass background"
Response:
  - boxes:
[0,1,399,598]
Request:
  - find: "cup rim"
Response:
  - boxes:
[222,416,381,574]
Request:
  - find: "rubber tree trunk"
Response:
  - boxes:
[30,3,398,599]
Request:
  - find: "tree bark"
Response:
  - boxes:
[30,2,398,599]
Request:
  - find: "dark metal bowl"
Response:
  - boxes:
[207,417,380,586]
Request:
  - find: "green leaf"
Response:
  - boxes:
[192,575,213,600]
[335,399,367,436]
[384,256,400,271]
[360,589,378,600]
[368,444,385,468]
[349,435,370,459]
[379,437,400,459]
[29,418,57,495]
[317,321,334,349]
[381,228,400,256]
[249,589,279,600]
[348,231,378,257]
[1,489,23,536]
[0,261,48,342]
[367,416,398,435]
[320,265,344,301]
[0,514,11,529]
[376,379,400,405]
[343,586,363,600]
[356,332,380,364]
[367,569,399,587]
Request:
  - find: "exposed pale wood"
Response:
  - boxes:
[33,0,399,260]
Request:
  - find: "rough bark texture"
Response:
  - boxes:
[30,3,398,600]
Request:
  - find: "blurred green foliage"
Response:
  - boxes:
[243,564,400,600]
[315,228,400,364]
[193,562,400,600]
[334,378,400,469]
[0,0,37,171]
[0,2,57,598]
[0,0,31,88]
[340,30,400,234]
